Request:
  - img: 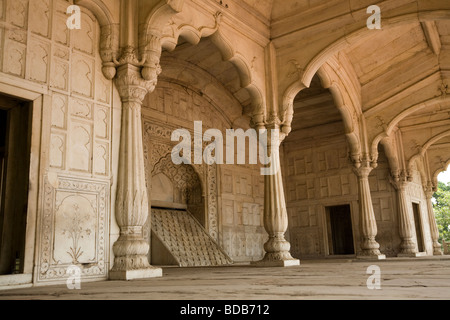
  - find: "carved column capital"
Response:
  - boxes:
[114,45,162,98]
[423,182,437,199]
[352,158,377,179]
[115,64,157,103]
[389,170,413,191]
[102,44,162,99]
[261,113,290,144]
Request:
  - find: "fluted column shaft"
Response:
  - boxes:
[425,189,443,255]
[109,63,162,280]
[254,125,299,267]
[396,181,418,255]
[354,165,385,260]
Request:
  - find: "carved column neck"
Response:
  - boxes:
[352,155,377,178]
[389,170,412,191]
[423,183,437,199]
[115,64,155,104]
[353,163,375,180]
[256,113,290,144]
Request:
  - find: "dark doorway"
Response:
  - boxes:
[412,203,425,252]
[0,95,32,275]
[326,205,355,255]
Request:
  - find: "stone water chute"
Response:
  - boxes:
[151,208,233,267]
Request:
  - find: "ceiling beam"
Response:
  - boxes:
[421,21,442,56]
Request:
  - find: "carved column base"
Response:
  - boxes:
[252,235,300,267]
[397,238,419,257]
[433,242,444,256]
[109,228,162,280]
[357,238,386,260]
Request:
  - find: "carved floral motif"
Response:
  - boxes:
[38,176,109,282]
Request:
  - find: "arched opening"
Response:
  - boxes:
[150,157,204,225]
[283,74,357,259]
[158,35,253,125]
[142,35,266,265]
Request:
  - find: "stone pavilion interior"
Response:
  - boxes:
[0,0,449,291]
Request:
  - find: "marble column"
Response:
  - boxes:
[253,123,299,267]
[425,186,443,256]
[395,179,419,256]
[353,162,385,260]
[109,51,162,280]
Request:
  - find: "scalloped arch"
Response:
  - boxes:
[433,159,450,187]
[281,10,450,129]
[156,19,264,119]
[409,130,450,172]
[371,96,450,157]
[312,61,362,157]
[157,57,242,127]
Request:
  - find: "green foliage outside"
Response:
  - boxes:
[433,181,450,242]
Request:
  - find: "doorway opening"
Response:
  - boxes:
[412,203,425,252]
[0,95,32,275]
[326,205,355,255]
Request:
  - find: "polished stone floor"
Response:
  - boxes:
[1,256,449,300]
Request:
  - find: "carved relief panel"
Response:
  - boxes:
[0,0,117,283]
[37,176,109,282]
[0,0,113,181]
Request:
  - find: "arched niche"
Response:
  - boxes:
[151,154,205,227]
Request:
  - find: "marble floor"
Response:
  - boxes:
[1,256,449,300]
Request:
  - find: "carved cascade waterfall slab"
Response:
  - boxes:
[151,209,233,267]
